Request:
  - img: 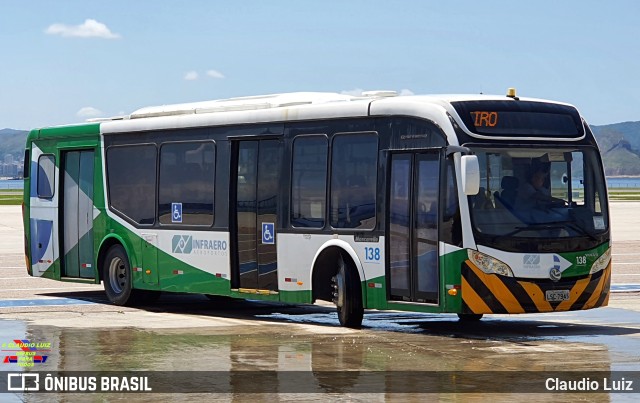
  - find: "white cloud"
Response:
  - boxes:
[206,70,225,79]
[184,71,199,80]
[184,69,225,80]
[76,107,104,118]
[399,89,415,96]
[340,88,364,96]
[45,19,121,39]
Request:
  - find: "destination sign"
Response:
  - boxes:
[452,101,583,138]
[470,111,498,128]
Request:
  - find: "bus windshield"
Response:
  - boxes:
[468,146,609,252]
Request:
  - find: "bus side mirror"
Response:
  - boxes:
[461,155,480,195]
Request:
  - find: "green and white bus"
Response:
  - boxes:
[23,89,611,328]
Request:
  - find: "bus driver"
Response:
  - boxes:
[517,165,564,210]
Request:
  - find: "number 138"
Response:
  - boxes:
[365,247,381,261]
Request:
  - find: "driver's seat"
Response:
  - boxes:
[495,176,519,209]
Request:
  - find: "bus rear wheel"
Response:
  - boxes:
[332,258,363,328]
[103,245,133,306]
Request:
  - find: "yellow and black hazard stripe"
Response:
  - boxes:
[461,259,611,314]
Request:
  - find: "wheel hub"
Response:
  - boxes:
[108,257,126,294]
[332,271,345,308]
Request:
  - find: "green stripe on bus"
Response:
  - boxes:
[38,123,100,139]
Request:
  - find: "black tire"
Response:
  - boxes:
[333,257,364,328]
[457,313,484,322]
[103,244,134,306]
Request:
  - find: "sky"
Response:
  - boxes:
[1,0,639,130]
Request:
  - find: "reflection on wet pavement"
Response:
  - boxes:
[2,295,640,400]
[3,299,640,373]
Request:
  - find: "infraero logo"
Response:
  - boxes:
[172,235,193,254]
[523,254,541,269]
[523,254,540,265]
[171,234,228,256]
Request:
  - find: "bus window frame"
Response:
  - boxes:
[36,153,56,199]
[105,142,158,227]
[290,133,329,230]
[329,131,379,232]
[23,149,30,179]
[157,139,217,228]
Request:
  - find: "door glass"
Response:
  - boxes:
[63,152,80,277]
[237,142,258,289]
[389,155,411,298]
[78,150,94,278]
[415,156,439,302]
[257,140,280,290]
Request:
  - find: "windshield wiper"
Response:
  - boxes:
[560,221,599,241]
[504,223,563,238]
[504,221,599,241]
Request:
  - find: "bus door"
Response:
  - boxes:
[30,150,57,276]
[387,151,440,304]
[61,149,95,279]
[232,139,282,291]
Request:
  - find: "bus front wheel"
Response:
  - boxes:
[332,258,364,328]
[103,245,133,306]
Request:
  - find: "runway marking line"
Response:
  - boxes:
[0,298,97,308]
[0,286,100,292]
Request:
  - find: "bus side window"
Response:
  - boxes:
[441,159,461,246]
[106,144,157,225]
[330,132,378,230]
[158,141,215,226]
[24,149,30,179]
[291,135,328,228]
[37,154,55,199]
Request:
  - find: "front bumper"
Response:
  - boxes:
[461,260,611,314]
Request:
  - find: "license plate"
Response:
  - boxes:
[545,290,570,302]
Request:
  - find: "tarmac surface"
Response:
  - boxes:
[1,203,640,401]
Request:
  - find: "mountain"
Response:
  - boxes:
[1,122,640,175]
[591,122,640,176]
[0,129,28,160]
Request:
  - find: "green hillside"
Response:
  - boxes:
[591,122,640,176]
[0,128,28,160]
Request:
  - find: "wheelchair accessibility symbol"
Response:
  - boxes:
[262,222,275,244]
[172,202,183,223]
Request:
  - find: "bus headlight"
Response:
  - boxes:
[589,248,611,275]
[468,250,514,277]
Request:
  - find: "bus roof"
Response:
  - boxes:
[95,90,577,135]
[28,90,579,141]
[118,91,572,121]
